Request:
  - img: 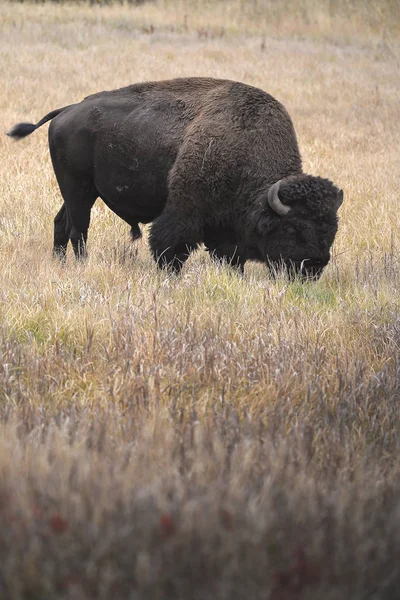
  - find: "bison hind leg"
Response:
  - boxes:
[51,169,97,260]
[53,203,71,261]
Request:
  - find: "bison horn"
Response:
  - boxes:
[267,180,291,216]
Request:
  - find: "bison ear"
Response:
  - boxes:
[333,189,344,212]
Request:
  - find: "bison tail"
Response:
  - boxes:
[7,122,37,139]
[7,105,72,140]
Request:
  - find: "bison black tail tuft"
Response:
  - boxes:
[7,122,37,140]
[6,105,73,141]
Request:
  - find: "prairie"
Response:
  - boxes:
[1,1,400,598]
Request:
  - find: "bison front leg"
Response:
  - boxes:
[209,246,245,274]
[154,243,198,273]
[204,229,246,274]
[149,210,200,273]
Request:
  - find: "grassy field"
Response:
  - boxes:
[1,1,400,598]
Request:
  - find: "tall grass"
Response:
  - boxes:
[4,0,400,40]
[1,0,400,597]
[2,400,400,599]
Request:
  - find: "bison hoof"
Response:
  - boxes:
[53,247,67,262]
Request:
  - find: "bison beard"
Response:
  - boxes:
[7,77,343,280]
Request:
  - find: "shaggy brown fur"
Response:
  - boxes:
[8,77,343,278]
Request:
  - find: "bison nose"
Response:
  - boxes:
[301,267,324,282]
[266,257,328,282]
[299,257,329,281]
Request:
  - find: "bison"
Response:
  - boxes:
[7,77,343,279]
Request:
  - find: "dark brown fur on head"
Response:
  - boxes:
[253,174,343,281]
[277,175,342,217]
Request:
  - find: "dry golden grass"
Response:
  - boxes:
[1,1,400,598]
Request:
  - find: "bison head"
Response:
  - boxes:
[257,175,343,281]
